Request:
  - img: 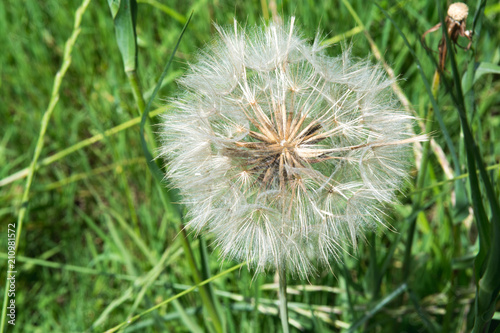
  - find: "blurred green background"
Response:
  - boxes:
[1,0,499,332]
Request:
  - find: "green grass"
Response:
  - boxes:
[1,0,500,332]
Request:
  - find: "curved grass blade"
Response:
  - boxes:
[347,283,408,332]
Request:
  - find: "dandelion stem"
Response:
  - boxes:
[278,264,290,333]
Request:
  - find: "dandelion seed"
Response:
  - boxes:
[159,17,425,279]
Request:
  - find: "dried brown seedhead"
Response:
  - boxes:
[422,2,473,71]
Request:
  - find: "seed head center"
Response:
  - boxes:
[227,108,331,189]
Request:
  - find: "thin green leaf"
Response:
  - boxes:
[108,0,138,72]
[462,62,500,93]
[347,284,408,332]
[137,0,186,24]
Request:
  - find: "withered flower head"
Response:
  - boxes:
[159,18,425,278]
[447,2,468,22]
[422,2,472,71]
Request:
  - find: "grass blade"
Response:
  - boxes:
[347,283,408,332]
[104,262,246,333]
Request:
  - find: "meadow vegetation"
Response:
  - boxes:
[1,0,499,332]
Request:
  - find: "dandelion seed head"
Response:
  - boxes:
[159,18,425,278]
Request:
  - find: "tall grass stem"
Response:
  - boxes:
[0,0,91,331]
[402,71,439,281]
